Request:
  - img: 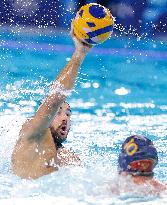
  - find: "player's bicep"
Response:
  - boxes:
[19,94,64,142]
[19,116,49,142]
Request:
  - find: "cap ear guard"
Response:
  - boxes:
[118,135,158,175]
[129,159,156,172]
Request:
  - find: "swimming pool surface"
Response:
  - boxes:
[0,27,167,204]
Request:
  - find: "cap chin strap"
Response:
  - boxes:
[118,169,154,177]
[129,170,154,177]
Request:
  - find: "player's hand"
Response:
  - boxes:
[71,21,92,54]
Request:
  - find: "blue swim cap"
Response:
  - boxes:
[118,135,158,175]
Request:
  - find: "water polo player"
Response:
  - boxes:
[12,31,92,179]
[11,3,113,179]
[118,135,166,192]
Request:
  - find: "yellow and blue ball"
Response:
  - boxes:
[72,3,114,45]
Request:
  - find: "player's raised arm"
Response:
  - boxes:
[19,34,91,142]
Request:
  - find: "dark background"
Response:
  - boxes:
[0,0,167,37]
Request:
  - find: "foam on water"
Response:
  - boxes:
[1,77,167,204]
[0,104,167,204]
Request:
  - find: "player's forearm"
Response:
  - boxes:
[44,50,87,108]
[55,50,86,90]
[23,43,90,141]
[32,50,87,133]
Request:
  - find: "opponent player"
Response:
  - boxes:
[118,135,166,194]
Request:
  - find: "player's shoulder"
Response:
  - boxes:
[151,178,167,191]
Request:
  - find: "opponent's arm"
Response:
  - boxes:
[20,36,91,141]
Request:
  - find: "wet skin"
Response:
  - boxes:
[12,103,80,179]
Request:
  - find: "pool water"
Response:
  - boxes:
[0,27,167,204]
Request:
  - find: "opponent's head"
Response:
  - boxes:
[118,135,158,176]
[50,102,71,144]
